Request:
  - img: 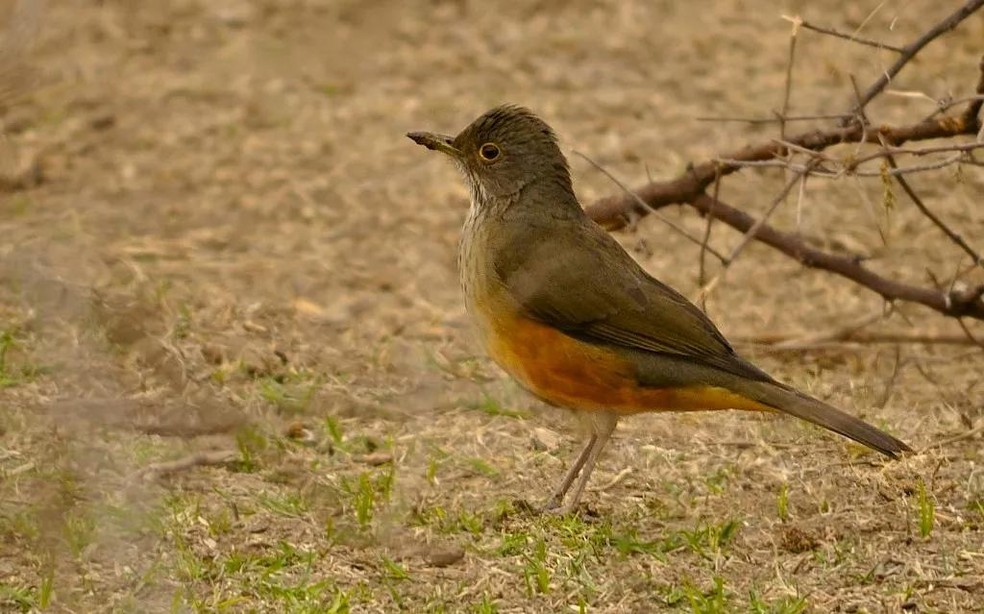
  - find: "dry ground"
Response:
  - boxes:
[1,0,984,612]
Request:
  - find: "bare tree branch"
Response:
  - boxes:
[583,9,984,323]
[719,149,978,177]
[586,115,982,229]
[847,0,984,120]
[686,192,984,320]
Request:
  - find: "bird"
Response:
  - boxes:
[407,105,911,513]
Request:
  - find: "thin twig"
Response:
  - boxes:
[698,169,723,296]
[849,73,873,126]
[848,141,984,165]
[941,94,984,112]
[791,16,905,53]
[713,158,815,170]
[847,0,984,120]
[929,93,984,119]
[696,113,852,124]
[709,152,968,177]
[844,155,965,176]
[573,151,729,263]
[884,151,984,266]
[694,168,810,303]
[772,138,838,159]
[780,16,800,141]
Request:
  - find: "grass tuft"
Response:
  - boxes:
[916,479,935,539]
[777,482,790,522]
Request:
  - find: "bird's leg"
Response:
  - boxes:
[543,434,596,511]
[556,412,618,514]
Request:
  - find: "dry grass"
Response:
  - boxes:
[1,0,983,612]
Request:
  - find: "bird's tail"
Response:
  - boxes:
[740,379,912,459]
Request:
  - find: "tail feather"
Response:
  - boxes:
[743,380,912,459]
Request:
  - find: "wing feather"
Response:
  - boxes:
[493,217,769,383]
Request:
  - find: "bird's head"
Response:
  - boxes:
[408,105,574,209]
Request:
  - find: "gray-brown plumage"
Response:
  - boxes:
[409,105,911,513]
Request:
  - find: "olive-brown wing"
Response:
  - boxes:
[494,218,771,384]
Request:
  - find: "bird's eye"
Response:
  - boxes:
[479,143,500,161]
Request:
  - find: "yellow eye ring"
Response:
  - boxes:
[479,143,500,161]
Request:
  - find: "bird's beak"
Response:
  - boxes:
[406,131,460,157]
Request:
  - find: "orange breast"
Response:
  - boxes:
[480,309,772,416]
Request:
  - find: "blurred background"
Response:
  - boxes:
[1,1,982,611]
